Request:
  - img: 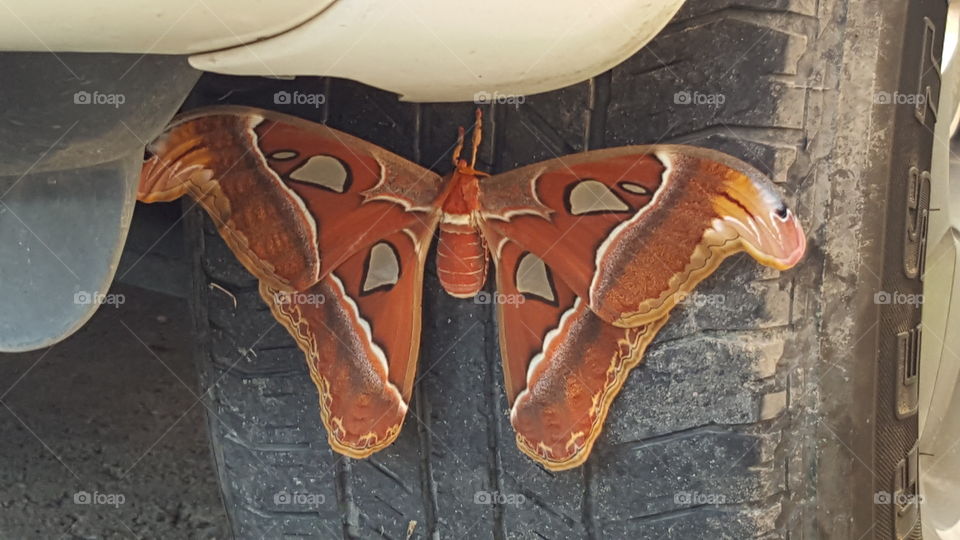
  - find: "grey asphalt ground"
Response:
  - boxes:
[0,283,229,538]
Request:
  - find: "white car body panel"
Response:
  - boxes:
[188,0,686,102]
[0,0,334,54]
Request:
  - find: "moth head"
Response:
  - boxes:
[710,169,806,270]
[455,159,488,177]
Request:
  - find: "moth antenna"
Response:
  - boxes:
[470,108,483,168]
[452,126,466,167]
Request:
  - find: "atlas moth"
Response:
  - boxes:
[138,106,805,471]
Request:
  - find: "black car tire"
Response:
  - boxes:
[182,1,944,537]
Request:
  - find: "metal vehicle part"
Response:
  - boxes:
[0,54,199,351]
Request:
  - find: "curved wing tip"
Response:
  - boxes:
[328,432,402,459]
[750,211,808,270]
[516,438,591,472]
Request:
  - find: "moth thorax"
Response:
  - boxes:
[436,220,488,298]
